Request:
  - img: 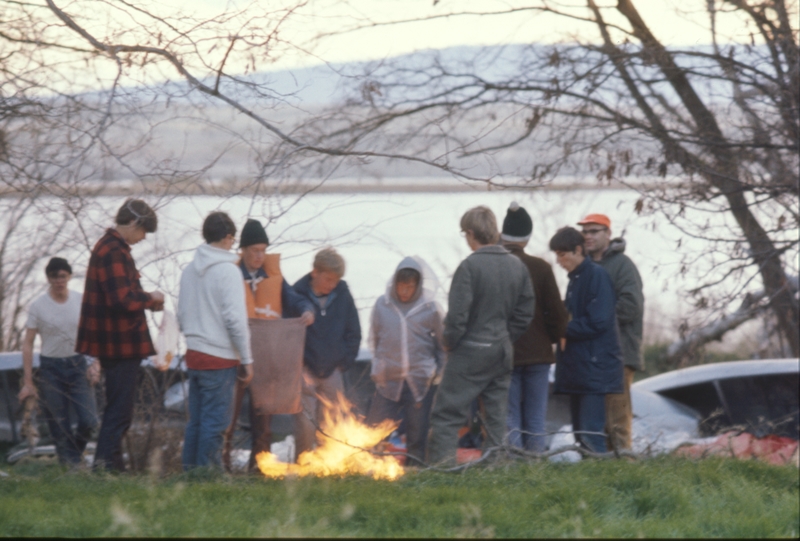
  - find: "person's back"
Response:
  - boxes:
[506,249,567,363]
[597,238,643,372]
[178,212,253,470]
[428,206,535,467]
[500,202,568,453]
[444,245,534,348]
[178,244,251,360]
[290,248,362,459]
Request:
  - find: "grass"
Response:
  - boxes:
[0,454,797,537]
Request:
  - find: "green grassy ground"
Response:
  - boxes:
[0,455,797,537]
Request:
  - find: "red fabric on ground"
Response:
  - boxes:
[383,443,407,466]
[377,446,482,466]
[674,431,799,466]
[457,448,483,464]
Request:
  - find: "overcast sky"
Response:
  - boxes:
[169,0,760,69]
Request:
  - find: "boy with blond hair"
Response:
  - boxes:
[427,207,535,466]
[290,248,362,457]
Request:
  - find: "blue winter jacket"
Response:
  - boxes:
[291,274,362,379]
[555,257,623,395]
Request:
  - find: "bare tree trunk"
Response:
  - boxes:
[614,0,799,356]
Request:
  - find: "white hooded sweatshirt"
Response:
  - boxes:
[178,243,253,365]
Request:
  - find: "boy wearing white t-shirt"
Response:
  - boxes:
[19,258,99,466]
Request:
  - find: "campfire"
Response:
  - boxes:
[256,393,405,480]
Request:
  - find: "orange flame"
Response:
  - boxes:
[256,392,404,480]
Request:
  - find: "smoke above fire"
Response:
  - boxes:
[256,393,405,480]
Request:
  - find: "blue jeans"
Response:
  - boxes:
[183,367,237,470]
[569,394,607,453]
[38,355,99,465]
[366,381,436,467]
[506,363,550,452]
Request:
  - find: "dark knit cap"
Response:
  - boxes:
[45,257,72,276]
[239,219,269,248]
[501,201,533,242]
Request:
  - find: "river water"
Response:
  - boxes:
[24,186,703,348]
[132,187,689,344]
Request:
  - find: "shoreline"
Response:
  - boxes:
[1,178,664,198]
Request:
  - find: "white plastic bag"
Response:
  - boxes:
[153,309,179,371]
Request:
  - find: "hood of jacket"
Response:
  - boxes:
[388,256,423,306]
[385,255,440,310]
[602,237,627,259]
[191,243,239,277]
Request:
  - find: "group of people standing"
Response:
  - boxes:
[18,196,643,472]
[391,204,644,466]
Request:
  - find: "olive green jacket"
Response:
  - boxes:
[444,245,535,351]
[597,238,644,371]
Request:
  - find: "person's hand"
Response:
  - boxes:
[149,291,165,311]
[560,338,566,351]
[302,369,315,389]
[86,361,101,386]
[238,363,254,387]
[300,311,315,326]
[17,381,37,402]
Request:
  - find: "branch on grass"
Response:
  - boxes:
[428,441,635,474]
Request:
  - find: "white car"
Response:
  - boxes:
[631,358,799,453]
[548,358,799,460]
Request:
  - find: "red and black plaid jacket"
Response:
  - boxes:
[76,228,157,359]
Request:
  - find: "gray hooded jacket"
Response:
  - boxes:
[598,238,644,371]
[369,256,446,402]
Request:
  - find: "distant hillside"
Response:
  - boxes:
[25,43,743,188]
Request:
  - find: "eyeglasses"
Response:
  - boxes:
[581,228,608,235]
